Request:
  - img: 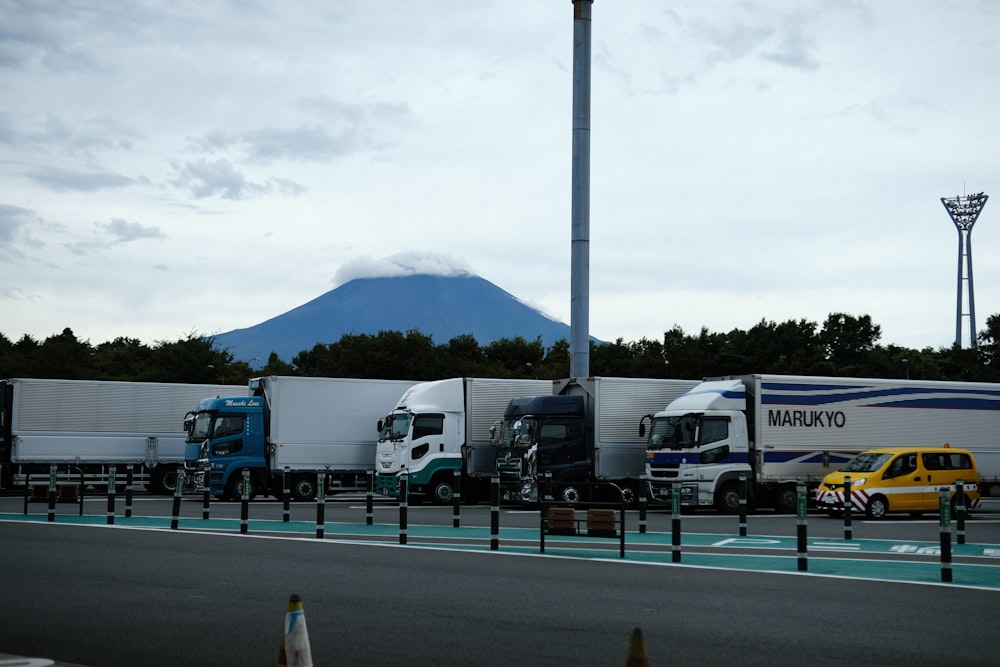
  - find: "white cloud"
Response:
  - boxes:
[334,253,473,285]
[0,0,998,355]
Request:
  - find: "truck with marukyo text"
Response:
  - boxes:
[375,377,551,503]
[1,378,238,494]
[185,376,414,500]
[491,376,699,504]
[641,374,1000,513]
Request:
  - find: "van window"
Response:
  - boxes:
[884,454,917,479]
[842,452,892,473]
[922,452,974,471]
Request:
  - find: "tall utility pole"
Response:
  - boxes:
[941,192,988,348]
[570,0,593,378]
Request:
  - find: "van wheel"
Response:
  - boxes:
[865,494,888,519]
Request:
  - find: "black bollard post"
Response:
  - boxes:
[171,470,185,530]
[201,477,210,520]
[796,483,808,572]
[315,472,326,539]
[638,476,648,535]
[366,470,374,526]
[955,480,966,545]
[940,488,952,583]
[671,483,681,563]
[452,469,462,528]
[125,467,134,518]
[738,473,748,537]
[48,465,57,522]
[490,476,500,551]
[399,473,409,545]
[106,465,116,525]
[239,469,250,535]
[843,476,853,540]
[282,468,291,523]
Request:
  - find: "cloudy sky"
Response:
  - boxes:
[2,1,998,354]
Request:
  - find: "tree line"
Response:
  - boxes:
[2,311,999,386]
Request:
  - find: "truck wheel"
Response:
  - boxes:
[714,482,741,514]
[619,485,638,507]
[773,484,798,514]
[429,476,454,505]
[227,474,258,501]
[865,494,888,519]
[556,485,584,504]
[291,475,317,502]
[150,466,179,495]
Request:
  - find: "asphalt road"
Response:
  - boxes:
[2,494,1000,666]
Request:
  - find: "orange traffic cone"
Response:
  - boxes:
[277,594,313,667]
[625,627,650,667]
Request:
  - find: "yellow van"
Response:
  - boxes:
[815,446,980,519]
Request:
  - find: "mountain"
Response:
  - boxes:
[213,274,584,364]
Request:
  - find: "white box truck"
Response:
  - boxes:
[1,378,239,494]
[642,374,1000,513]
[492,377,699,503]
[375,377,551,503]
[195,376,415,500]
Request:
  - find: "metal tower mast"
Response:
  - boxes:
[941,192,988,348]
[570,0,593,378]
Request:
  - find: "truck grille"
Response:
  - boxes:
[648,464,679,480]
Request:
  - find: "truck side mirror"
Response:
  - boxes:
[377,419,383,432]
[639,423,646,438]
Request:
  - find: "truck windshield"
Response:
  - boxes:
[646,415,697,450]
[379,413,411,442]
[186,412,213,443]
[840,452,893,473]
[494,418,537,449]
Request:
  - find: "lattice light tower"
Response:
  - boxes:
[941,192,988,348]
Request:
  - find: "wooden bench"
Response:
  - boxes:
[540,505,626,558]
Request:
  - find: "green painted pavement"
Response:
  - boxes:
[4,512,999,590]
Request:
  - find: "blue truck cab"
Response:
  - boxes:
[184,394,265,499]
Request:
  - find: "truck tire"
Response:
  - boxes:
[618,484,638,507]
[149,465,180,495]
[428,476,454,505]
[773,484,798,514]
[226,473,258,501]
[714,482,741,514]
[555,484,584,504]
[291,475,318,502]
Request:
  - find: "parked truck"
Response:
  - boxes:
[0,378,238,494]
[185,376,415,501]
[492,377,699,504]
[641,374,1000,513]
[375,377,551,503]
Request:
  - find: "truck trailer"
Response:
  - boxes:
[492,377,699,504]
[642,374,1000,513]
[375,377,552,503]
[0,378,238,494]
[186,376,415,501]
